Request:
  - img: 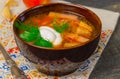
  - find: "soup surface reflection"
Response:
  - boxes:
[17,12,97,48]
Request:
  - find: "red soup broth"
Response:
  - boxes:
[18,12,97,48]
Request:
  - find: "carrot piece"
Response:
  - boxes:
[32,18,41,26]
[40,16,53,26]
[32,16,53,26]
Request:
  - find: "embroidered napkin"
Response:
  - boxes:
[0,0,119,79]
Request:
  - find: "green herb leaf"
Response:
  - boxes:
[15,22,40,42]
[15,22,29,31]
[28,26,40,36]
[20,31,38,42]
[34,37,53,48]
[52,19,69,33]
[15,22,53,48]
[60,22,69,32]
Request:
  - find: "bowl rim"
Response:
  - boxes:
[13,2,102,50]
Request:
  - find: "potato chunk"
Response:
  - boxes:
[79,21,93,32]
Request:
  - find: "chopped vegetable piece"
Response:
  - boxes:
[34,37,53,48]
[52,19,69,33]
[15,22,29,31]
[20,31,38,42]
[15,22,40,42]
[49,12,78,20]
[32,18,41,26]
[76,26,92,38]
[40,16,53,26]
[79,21,93,32]
[63,33,89,43]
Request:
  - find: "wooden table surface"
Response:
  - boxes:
[65,0,120,79]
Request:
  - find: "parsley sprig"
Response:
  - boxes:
[52,19,69,33]
[15,22,53,48]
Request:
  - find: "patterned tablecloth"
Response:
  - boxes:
[0,0,119,79]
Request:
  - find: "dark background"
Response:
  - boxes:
[65,0,120,79]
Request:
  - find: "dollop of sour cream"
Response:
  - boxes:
[39,26,62,46]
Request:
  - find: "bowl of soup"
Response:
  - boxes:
[13,3,102,76]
